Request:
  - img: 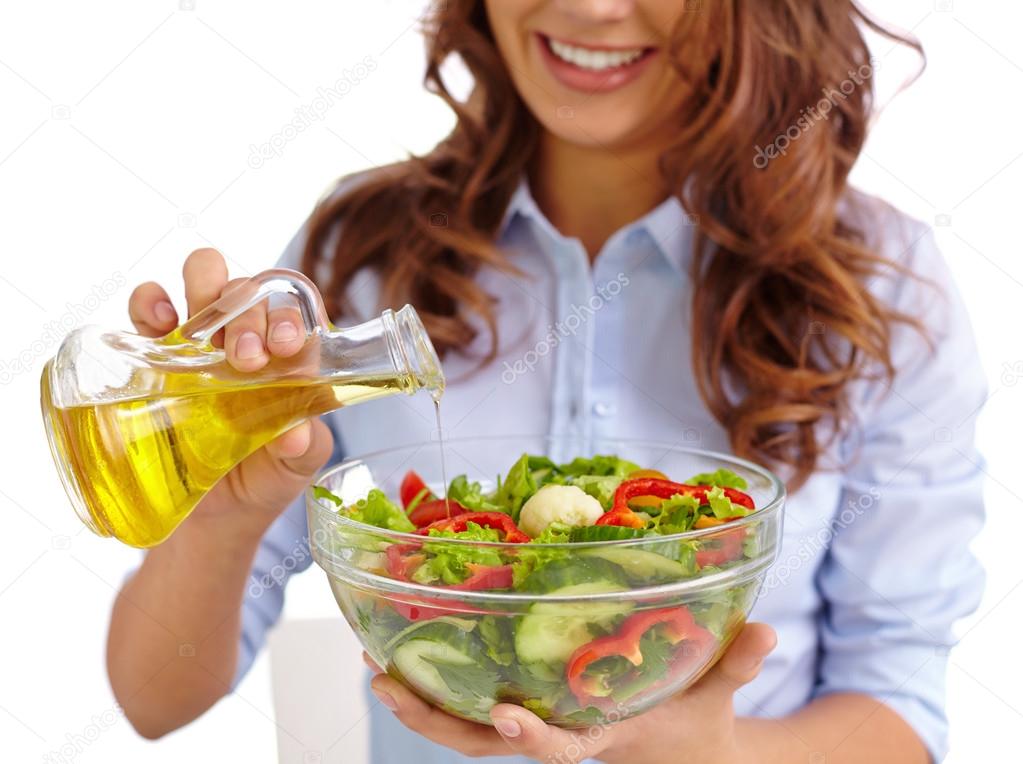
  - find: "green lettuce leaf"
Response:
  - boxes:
[609,630,676,702]
[312,485,343,506]
[411,522,504,585]
[651,493,701,532]
[685,468,748,490]
[558,454,641,478]
[706,485,751,520]
[342,489,415,532]
[478,615,515,666]
[530,522,573,544]
[495,453,538,521]
[527,455,558,472]
[569,474,624,508]
[447,474,501,511]
[422,658,501,709]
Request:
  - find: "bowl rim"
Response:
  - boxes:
[305,435,786,551]
[316,545,778,604]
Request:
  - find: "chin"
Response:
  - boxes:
[543,117,639,150]
[532,98,669,154]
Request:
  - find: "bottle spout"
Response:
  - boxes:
[385,305,445,401]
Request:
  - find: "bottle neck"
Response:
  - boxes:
[319,305,444,400]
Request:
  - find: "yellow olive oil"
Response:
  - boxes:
[42,366,400,547]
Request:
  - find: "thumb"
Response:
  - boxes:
[690,622,776,704]
[231,418,334,512]
[489,704,603,762]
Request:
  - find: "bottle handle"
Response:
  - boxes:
[174,268,332,344]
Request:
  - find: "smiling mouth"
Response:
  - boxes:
[540,34,655,72]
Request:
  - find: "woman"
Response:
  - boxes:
[107,1,985,762]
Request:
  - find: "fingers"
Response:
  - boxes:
[220,278,270,372]
[182,248,229,318]
[264,418,333,477]
[489,703,590,761]
[266,306,305,358]
[691,622,776,704]
[715,622,776,687]
[368,673,506,757]
[128,282,178,337]
[368,670,593,762]
[130,248,312,373]
[222,302,306,370]
[361,652,384,674]
[232,418,333,514]
[183,255,305,369]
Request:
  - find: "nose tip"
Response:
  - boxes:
[554,0,634,24]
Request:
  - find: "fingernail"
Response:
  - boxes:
[236,332,264,359]
[372,689,398,712]
[154,301,176,324]
[270,321,299,342]
[493,717,522,739]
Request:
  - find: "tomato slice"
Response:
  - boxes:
[385,543,425,580]
[407,498,469,528]
[399,470,433,509]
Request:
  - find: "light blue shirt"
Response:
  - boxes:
[236,180,986,762]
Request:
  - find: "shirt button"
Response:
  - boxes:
[592,401,617,418]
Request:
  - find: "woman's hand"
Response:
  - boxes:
[367,622,776,763]
[127,247,333,536]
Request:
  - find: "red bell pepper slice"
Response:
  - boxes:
[566,606,715,708]
[388,563,514,621]
[416,511,531,543]
[385,527,516,621]
[407,498,470,528]
[596,478,754,529]
[451,563,514,591]
[400,470,434,508]
[695,528,745,567]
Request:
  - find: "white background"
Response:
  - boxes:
[1,1,1020,762]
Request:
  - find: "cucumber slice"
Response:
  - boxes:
[382,616,477,654]
[569,525,648,542]
[580,546,689,583]
[515,581,632,666]
[389,622,499,714]
[392,640,475,697]
[519,557,626,593]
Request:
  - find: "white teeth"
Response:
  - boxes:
[547,38,644,71]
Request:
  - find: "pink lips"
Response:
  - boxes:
[535,33,657,94]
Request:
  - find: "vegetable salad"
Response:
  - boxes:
[315,454,764,725]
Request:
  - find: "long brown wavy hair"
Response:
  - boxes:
[302,1,924,488]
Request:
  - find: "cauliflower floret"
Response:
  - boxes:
[518,484,604,538]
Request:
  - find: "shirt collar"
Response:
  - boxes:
[497,177,694,276]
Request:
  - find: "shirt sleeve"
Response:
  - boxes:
[813,221,986,761]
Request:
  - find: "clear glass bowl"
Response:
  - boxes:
[307,436,785,728]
